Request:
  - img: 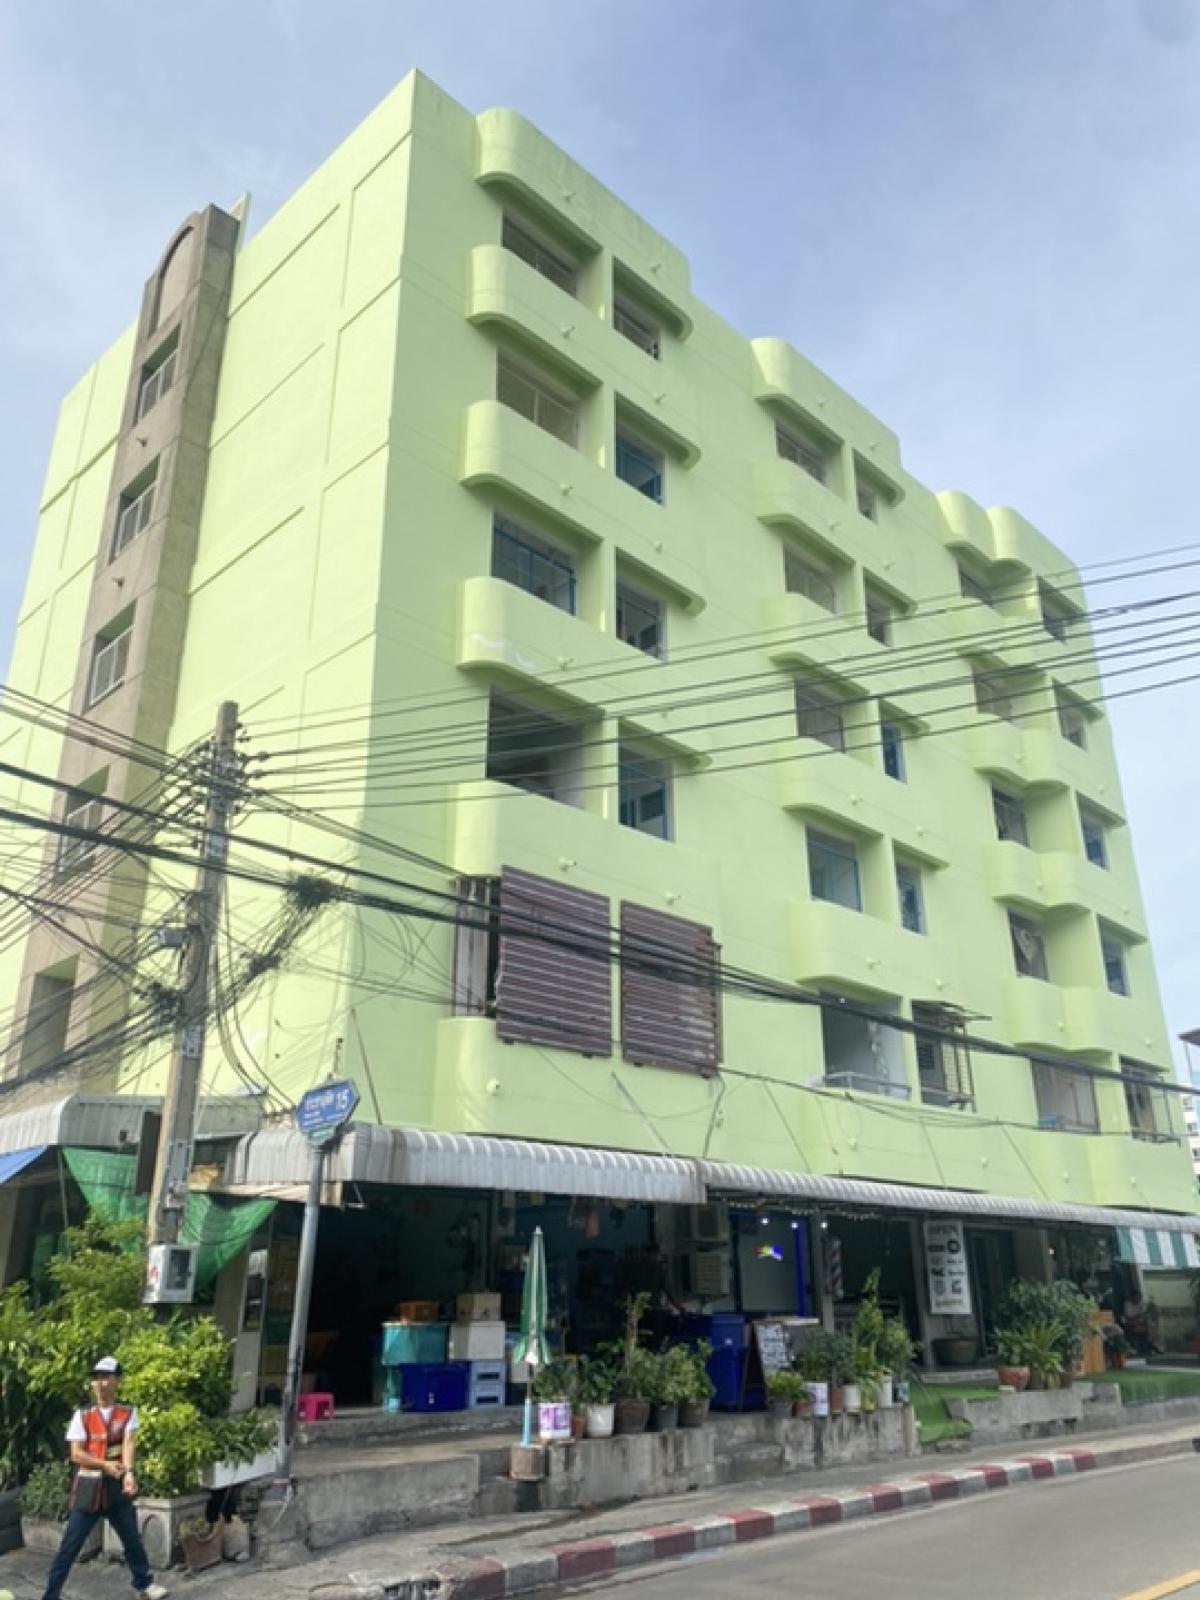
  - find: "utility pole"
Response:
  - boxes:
[147,700,240,1251]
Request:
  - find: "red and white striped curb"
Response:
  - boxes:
[424,1449,1098,1598]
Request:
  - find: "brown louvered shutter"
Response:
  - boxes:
[620,903,720,1075]
[494,868,612,1056]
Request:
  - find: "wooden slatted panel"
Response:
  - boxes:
[621,903,720,1074]
[495,867,612,1056]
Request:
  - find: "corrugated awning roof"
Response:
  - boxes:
[219,1123,1200,1234]
[0,1093,262,1157]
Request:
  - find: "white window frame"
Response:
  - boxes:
[613,294,660,358]
[808,830,862,912]
[87,620,133,706]
[57,794,105,874]
[135,339,179,421]
[794,681,847,751]
[496,354,579,446]
[618,745,672,840]
[492,516,576,613]
[783,546,838,612]
[775,420,829,484]
[896,862,925,933]
[110,475,156,561]
[501,213,577,295]
[1102,933,1130,997]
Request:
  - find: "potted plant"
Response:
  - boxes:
[604,1294,658,1435]
[827,1332,854,1415]
[577,1357,615,1438]
[994,1327,1031,1392]
[653,1345,697,1433]
[765,1370,798,1420]
[1103,1325,1132,1371]
[877,1317,917,1406]
[531,1359,576,1441]
[853,1344,879,1413]
[179,1514,223,1574]
[678,1341,715,1428]
[1020,1318,1065,1391]
[797,1335,831,1416]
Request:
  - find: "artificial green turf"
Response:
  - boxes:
[910,1381,1000,1444]
[1088,1367,1200,1404]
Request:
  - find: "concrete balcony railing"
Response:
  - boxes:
[750,338,904,484]
[456,576,709,760]
[467,246,701,462]
[789,898,959,999]
[983,844,1143,932]
[459,400,706,612]
[1004,976,1071,1050]
[1063,985,1170,1062]
[775,741,951,867]
[752,459,916,599]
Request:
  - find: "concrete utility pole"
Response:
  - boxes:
[147,700,240,1247]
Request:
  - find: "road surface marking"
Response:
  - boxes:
[1119,1575,1200,1600]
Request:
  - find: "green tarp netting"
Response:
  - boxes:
[63,1148,275,1291]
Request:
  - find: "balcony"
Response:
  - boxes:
[967,717,1075,791]
[753,459,915,598]
[936,491,997,564]
[789,899,959,1001]
[1063,986,1170,1061]
[467,246,700,461]
[475,108,695,336]
[776,742,950,866]
[457,576,709,760]
[1004,976,1071,1050]
[1022,728,1123,813]
[982,843,1140,923]
[750,338,904,487]
[459,400,706,612]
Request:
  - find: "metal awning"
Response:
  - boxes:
[700,1161,1200,1236]
[219,1124,1200,1234]
[0,1093,263,1157]
[221,1124,705,1204]
[0,1146,46,1185]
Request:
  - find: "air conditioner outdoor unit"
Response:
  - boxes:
[687,1204,730,1245]
[686,1250,731,1299]
[144,1243,197,1305]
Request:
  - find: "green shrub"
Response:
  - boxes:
[19,1460,70,1523]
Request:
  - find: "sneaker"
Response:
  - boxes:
[139,1585,168,1599]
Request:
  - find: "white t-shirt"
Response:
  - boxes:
[66,1406,139,1443]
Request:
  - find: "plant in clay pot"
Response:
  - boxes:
[577,1357,616,1437]
[1019,1319,1065,1390]
[993,1327,1031,1391]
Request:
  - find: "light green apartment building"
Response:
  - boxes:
[0,72,1194,1355]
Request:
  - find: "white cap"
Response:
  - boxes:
[90,1356,121,1376]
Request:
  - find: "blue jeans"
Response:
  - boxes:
[43,1494,154,1600]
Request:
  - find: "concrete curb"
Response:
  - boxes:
[340,1435,1197,1600]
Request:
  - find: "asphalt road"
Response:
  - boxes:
[553,1455,1200,1600]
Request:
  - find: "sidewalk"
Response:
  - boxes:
[4,1417,1198,1600]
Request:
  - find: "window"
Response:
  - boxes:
[621,902,721,1074]
[1056,688,1089,749]
[959,565,995,606]
[615,430,664,502]
[992,788,1030,846]
[454,869,613,1055]
[492,517,576,613]
[821,997,909,1099]
[18,965,76,1078]
[808,830,862,912]
[1010,912,1049,980]
[58,789,106,875]
[912,1002,975,1110]
[864,583,896,645]
[616,582,664,658]
[497,354,579,445]
[619,746,672,839]
[794,680,846,751]
[896,862,925,933]
[1121,1060,1175,1143]
[613,295,660,358]
[1033,1061,1099,1133]
[110,470,157,560]
[881,721,905,782]
[856,482,879,521]
[1040,585,1074,643]
[87,611,134,706]
[974,667,1017,723]
[1079,806,1108,869]
[775,421,829,484]
[1101,931,1130,996]
[485,694,584,805]
[783,546,839,612]
[501,213,577,295]
[135,333,179,421]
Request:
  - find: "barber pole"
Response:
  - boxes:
[828,1235,844,1301]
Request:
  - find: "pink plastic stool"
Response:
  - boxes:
[296,1392,334,1422]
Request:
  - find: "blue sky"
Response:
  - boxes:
[1,0,1197,1067]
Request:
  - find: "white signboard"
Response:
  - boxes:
[924,1220,972,1315]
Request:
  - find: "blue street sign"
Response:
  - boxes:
[296,1080,359,1144]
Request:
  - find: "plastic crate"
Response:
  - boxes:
[397,1361,469,1413]
[382,1322,448,1365]
[448,1322,506,1361]
[469,1360,506,1409]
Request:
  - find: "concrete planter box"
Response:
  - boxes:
[945,1383,1115,1446]
[103,1493,208,1568]
[201,1448,276,1490]
[21,1516,102,1557]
